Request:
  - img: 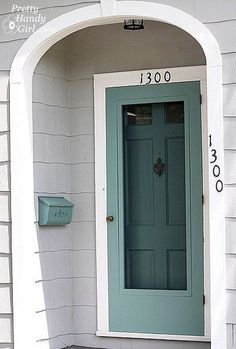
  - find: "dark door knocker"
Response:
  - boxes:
[154,157,165,177]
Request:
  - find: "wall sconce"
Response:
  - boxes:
[124,19,144,30]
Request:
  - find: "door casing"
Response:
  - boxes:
[94,66,210,341]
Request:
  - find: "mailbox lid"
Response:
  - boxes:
[38,196,74,208]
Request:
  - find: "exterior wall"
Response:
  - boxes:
[32,39,74,347]
[0,1,99,347]
[0,0,235,348]
[0,73,13,348]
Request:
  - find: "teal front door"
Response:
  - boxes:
[106,82,204,335]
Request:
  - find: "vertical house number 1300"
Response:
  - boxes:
[209,134,223,192]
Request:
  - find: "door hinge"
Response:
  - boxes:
[203,295,205,305]
[200,94,202,105]
[202,194,204,205]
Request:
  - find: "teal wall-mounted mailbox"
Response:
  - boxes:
[38,196,74,226]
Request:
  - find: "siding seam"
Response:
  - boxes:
[36,304,96,313]
[34,220,95,223]
[204,18,236,24]
[33,132,93,137]
[223,82,236,86]
[0,343,13,345]
[0,38,26,44]
[34,72,69,81]
[69,106,93,109]
[35,276,96,283]
[32,101,68,109]
[35,190,89,194]
[69,77,93,82]
[34,161,94,165]
[0,313,13,315]
[37,332,98,342]
[33,101,93,109]
[0,283,12,286]
[222,51,236,55]
[35,249,95,253]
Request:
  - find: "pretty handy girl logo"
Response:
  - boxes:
[2,4,46,34]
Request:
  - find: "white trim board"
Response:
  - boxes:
[96,331,211,342]
[94,65,210,341]
[10,2,225,349]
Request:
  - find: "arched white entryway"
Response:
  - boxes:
[10,1,225,349]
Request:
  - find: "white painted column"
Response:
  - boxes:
[206,64,226,349]
[10,73,39,349]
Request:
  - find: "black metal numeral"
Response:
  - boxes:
[164,71,171,82]
[210,149,217,163]
[154,72,161,83]
[216,180,223,193]
[213,165,220,177]
[209,134,212,147]
[140,73,143,84]
[146,72,151,84]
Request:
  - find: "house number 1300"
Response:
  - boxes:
[209,134,223,193]
[140,71,171,85]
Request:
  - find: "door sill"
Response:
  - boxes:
[96,331,211,342]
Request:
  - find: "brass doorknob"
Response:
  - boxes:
[106,215,114,222]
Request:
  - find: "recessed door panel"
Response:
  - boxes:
[167,249,187,290]
[166,136,185,225]
[127,249,155,289]
[126,139,154,225]
[106,82,203,335]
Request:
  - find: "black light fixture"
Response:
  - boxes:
[124,19,144,30]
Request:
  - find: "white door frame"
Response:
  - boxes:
[10,1,225,349]
[94,66,210,342]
